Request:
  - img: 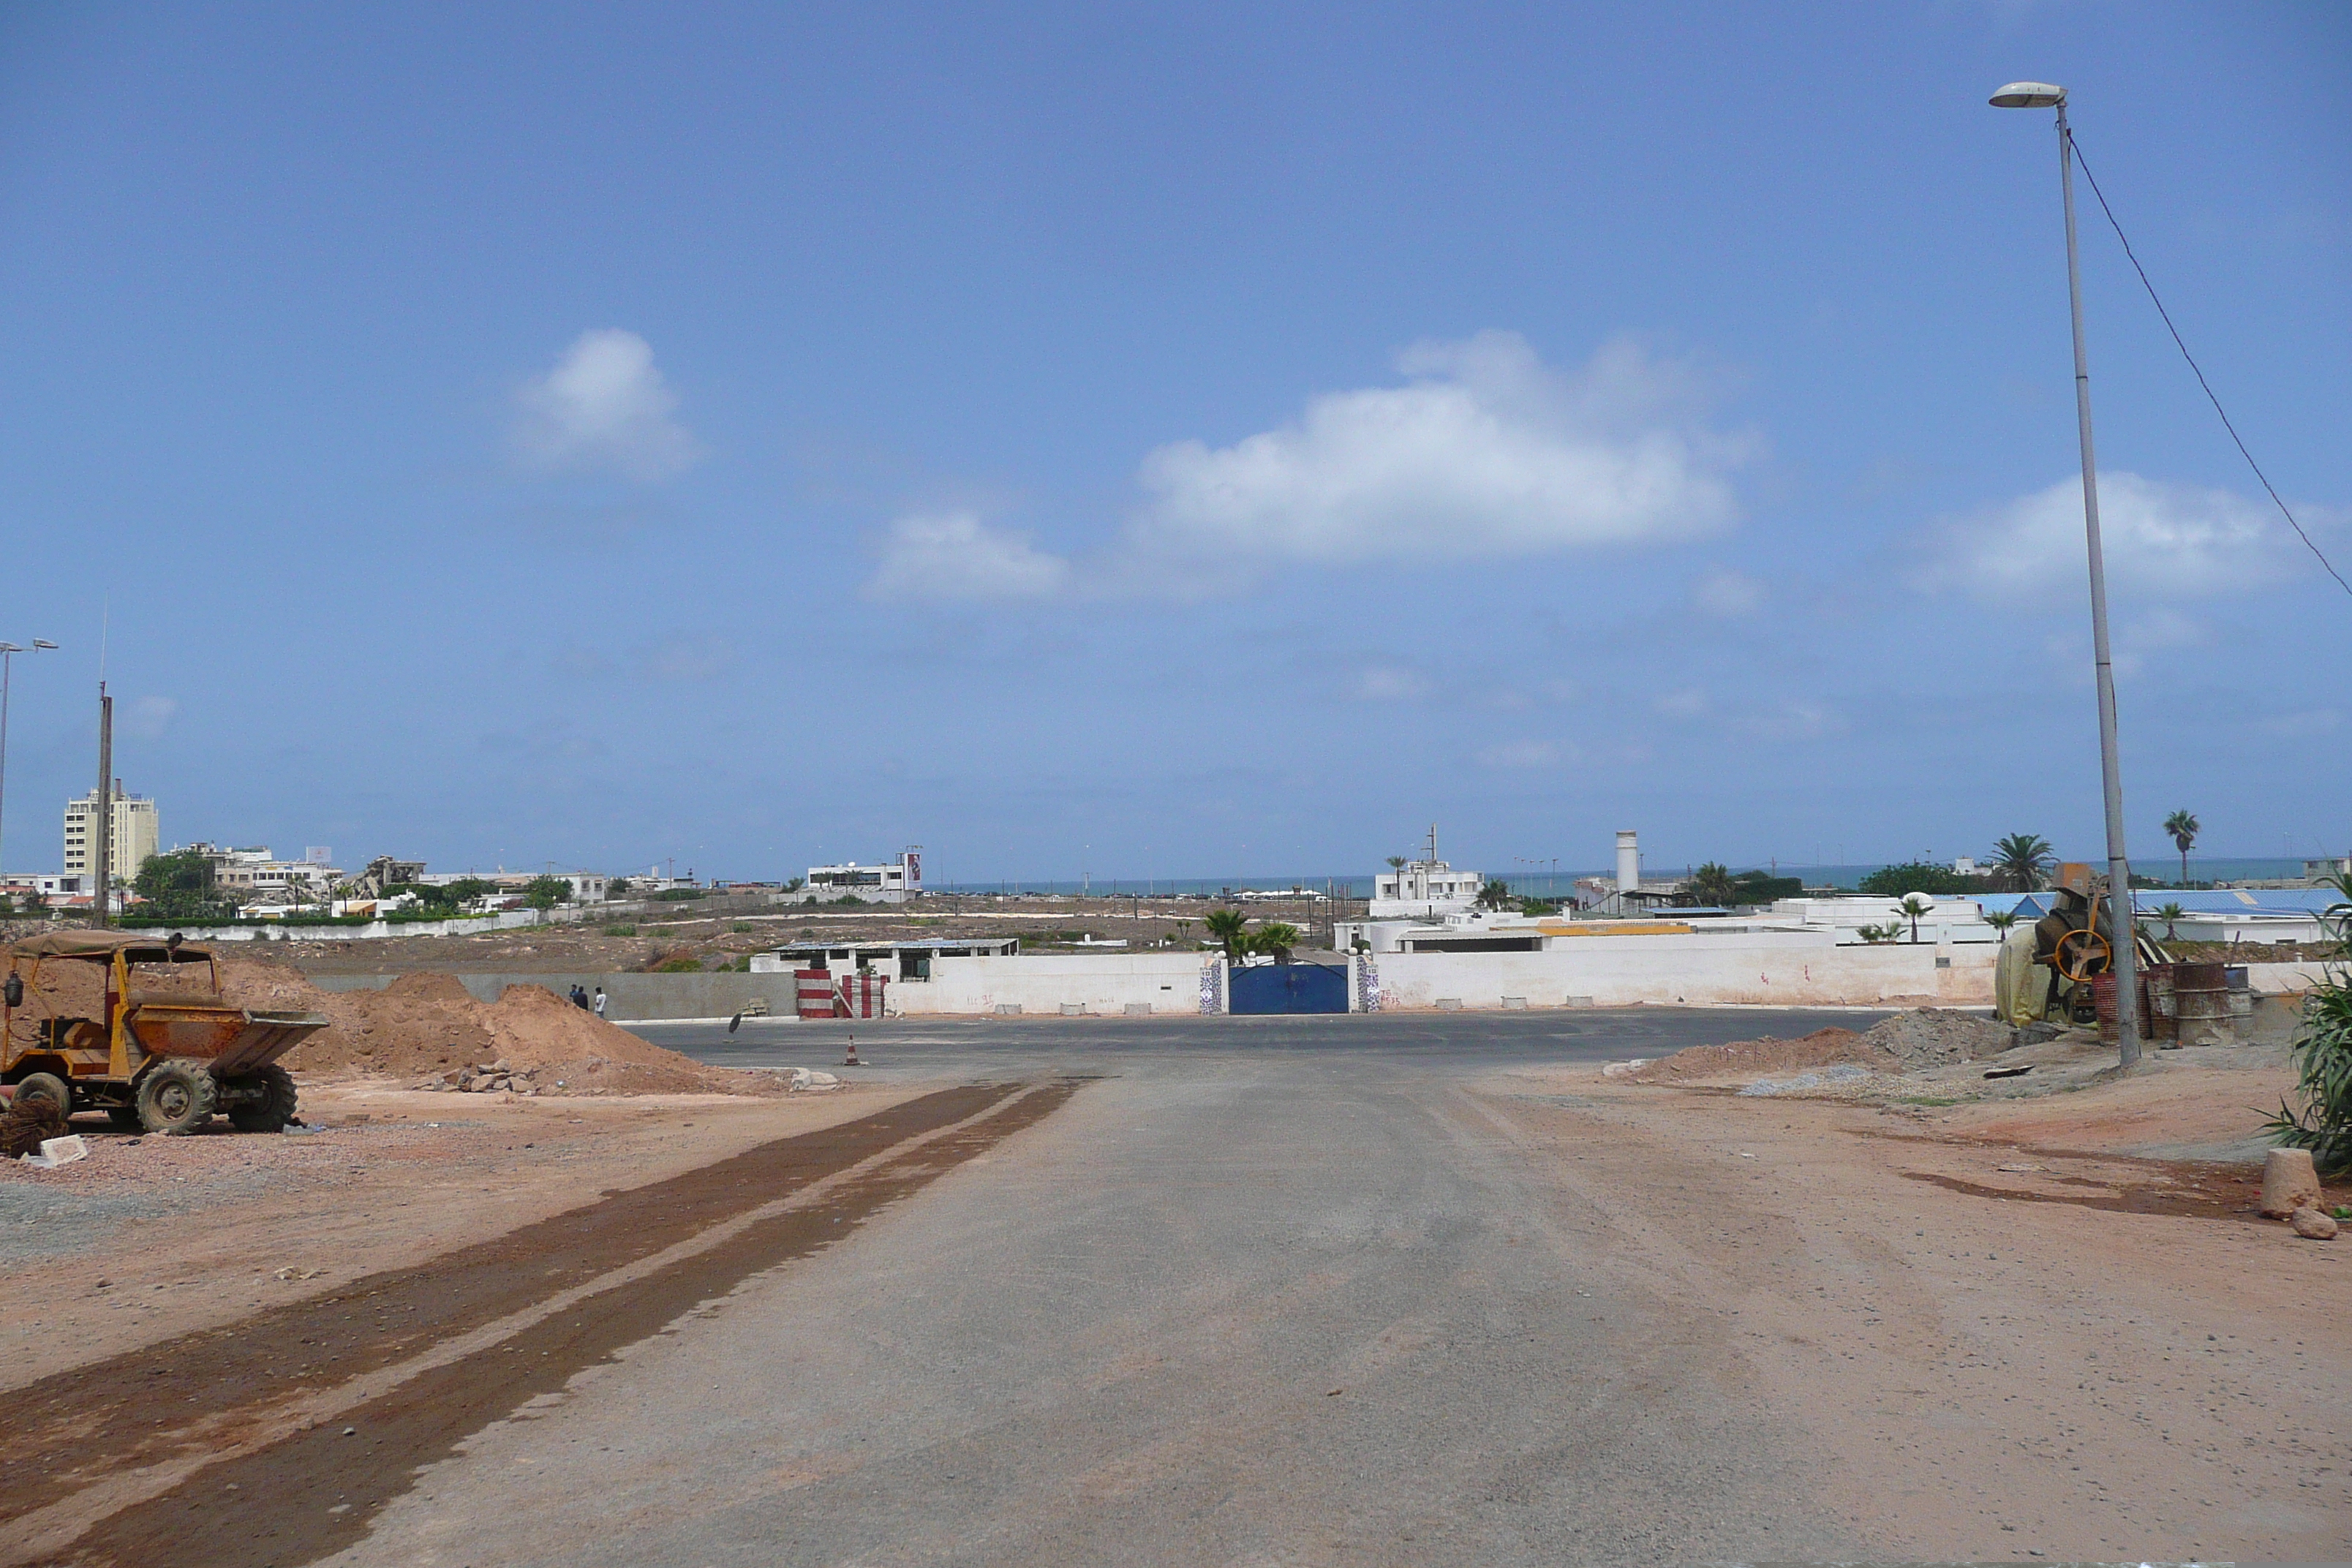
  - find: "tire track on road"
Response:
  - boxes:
[45,1081,1082,1568]
[8,1082,1050,1562]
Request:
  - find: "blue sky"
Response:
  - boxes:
[1,1,2345,885]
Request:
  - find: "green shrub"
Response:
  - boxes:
[652,888,706,902]
[731,922,757,934]
[1857,862,1983,897]
[652,955,704,973]
[602,924,638,937]
[2266,946,2352,1174]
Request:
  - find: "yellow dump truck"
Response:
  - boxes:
[1,932,328,1134]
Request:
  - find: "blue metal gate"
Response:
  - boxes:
[1227,962,1349,1015]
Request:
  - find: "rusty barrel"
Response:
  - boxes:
[2172,961,2233,1044]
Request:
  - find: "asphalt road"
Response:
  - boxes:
[299,1009,1915,1566]
[634,1005,1888,1079]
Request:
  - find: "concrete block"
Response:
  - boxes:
[2261,1148,2323,1218]
[1435,998,1463,1011]
[1124,1003,1152,1016]
[1501,996,1529,1010]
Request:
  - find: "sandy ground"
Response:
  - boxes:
[7,1009,2346,1563]
[1476,1049,2348,1559]
[0,1074,931,1380]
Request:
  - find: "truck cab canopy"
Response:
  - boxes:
[10,931,214,965]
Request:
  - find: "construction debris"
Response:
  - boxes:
[21,1134,89,1169]
[1857,1009,2013,1068]
[1,1091,68,1157]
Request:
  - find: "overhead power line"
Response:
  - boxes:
[2068,136,2351,602]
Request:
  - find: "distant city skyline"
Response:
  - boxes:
[3,4,2344,884]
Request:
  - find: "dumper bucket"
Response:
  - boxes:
[212,1011,331,1075]
[126,1004,329,1074]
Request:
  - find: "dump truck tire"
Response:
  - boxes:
[12,1072,73,1119]
[137,1061,216,1135]
[227,1064,298,1134]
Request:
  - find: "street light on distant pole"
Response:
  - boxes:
[0,639,61,887]
[1990,82,2139,1066]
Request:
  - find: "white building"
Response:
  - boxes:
[1371,841,1482,918]
[203,845,343,900]
[64,782,158,884]
[790,848,924,904]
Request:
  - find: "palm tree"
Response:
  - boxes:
[1203,908,1251,964]
[2146,901,2187,941]
[1989,833,2055,893]
[1477,878,1514,911]
[2163,810,2201,886]
[1984,909,2020,940]
[1251,921,1302,964]
[1686,862,1738,907]
[1897,893,1934,943]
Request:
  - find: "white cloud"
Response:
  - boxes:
[1477,739,1565,769]
[514,329,704,480]
[2255,708,2342,736]
[1692,568,1764,617]
[1353,665,1433,701]
[1654,687,1710,719]
[124,696,176,739]
[1730,701,1842,742]
[1123,332,1748,576]
[1919,472,2301,603]
[641,636,736,682]
[865,513,1071,601]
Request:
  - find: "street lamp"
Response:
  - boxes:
[1990,82,2140,1065]
[0,639,61,890]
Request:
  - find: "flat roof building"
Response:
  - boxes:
[64,782,157,886]
[790,848,923,904]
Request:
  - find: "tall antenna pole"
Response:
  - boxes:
[94,682,113,927]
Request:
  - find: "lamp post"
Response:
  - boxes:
[0,638,61,890]
[1990,82,2139,1066]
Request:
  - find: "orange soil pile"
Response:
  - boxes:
[1628,1027,1888,1083]
[218,965,779,1096]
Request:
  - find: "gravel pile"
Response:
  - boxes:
[1629,1028,1883,1083]
[1857,1008,2013,1068]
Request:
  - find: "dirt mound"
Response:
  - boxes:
[1627,1009,2018,1087]
[212,966,771,1096]
[1858,1008,2013,1068]
[1629,1028,1882,1083]
[479,985,715,1071]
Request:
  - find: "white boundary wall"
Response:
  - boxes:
[896,951,1220,1016]
[1368,932,1994,1010]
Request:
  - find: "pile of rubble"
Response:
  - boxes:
[1627,1008,2024,1092]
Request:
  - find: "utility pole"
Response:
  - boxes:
[1992,80,2139,1065]
[92,683,113,926]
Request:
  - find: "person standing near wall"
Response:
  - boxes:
[592,986,607,1019]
